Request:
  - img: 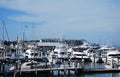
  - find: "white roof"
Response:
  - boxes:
[37,42,62,46]
[107,50,120,55]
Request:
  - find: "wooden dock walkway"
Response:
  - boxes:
[1,68,120,76]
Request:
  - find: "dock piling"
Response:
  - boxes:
[64,61,66,76]
[105,56,107,63]
[50,62,53,76]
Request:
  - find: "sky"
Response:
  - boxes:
[0,0,120,47]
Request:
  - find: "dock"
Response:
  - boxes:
[1,67,120,77]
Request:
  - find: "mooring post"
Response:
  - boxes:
[82,58,84,69]
[117,57,119,68]
[58,69,60,76]
[75,60,78,75]
[111,59,113,68]
[0,63,1,72]
[117,56,119,69]
[2,62,6,77]
[68,60,70,75]
[2,62,5,73]
[64,60,66,76]
[79,60,81,68]
[50,62,53,76]
[35,63,37,77]
[15,60,18,70]
[58,60,60,75]
[31,60,33,69]
[93,56,95,63]
[19,64,22,77]
[105,56,107,63]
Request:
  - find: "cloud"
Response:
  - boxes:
[7,14,47,24]
[0,0,120,45]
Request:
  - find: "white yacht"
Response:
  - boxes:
[83,48,98,57]
[99,45,116,57]
[68,47,92,62]
[25,48,40,59]
[83,48,103,63]
[105,50,120,69]
[72,51,92,62]
[52,43,69,59]
[10,43,26,60]
[47,42,70,65]
[106,50,120,62]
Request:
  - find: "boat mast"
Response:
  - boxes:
[2,20,5,60]
[2,20,10,41]
[23,31,25,48]
[32,24,35,41]
[2,20,4,41]
[2,20,5,59]
[15,35,19,70]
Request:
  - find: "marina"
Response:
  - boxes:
[0,38,120,77]
[0,0,120,77]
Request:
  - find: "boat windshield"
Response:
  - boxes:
[108,54,120,57]
[31,53,38,56]
[75,54,87,56]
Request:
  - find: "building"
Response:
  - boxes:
[37,38,85,51]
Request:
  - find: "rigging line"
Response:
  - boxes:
[2,20,4,41]
[2,20,10,41]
